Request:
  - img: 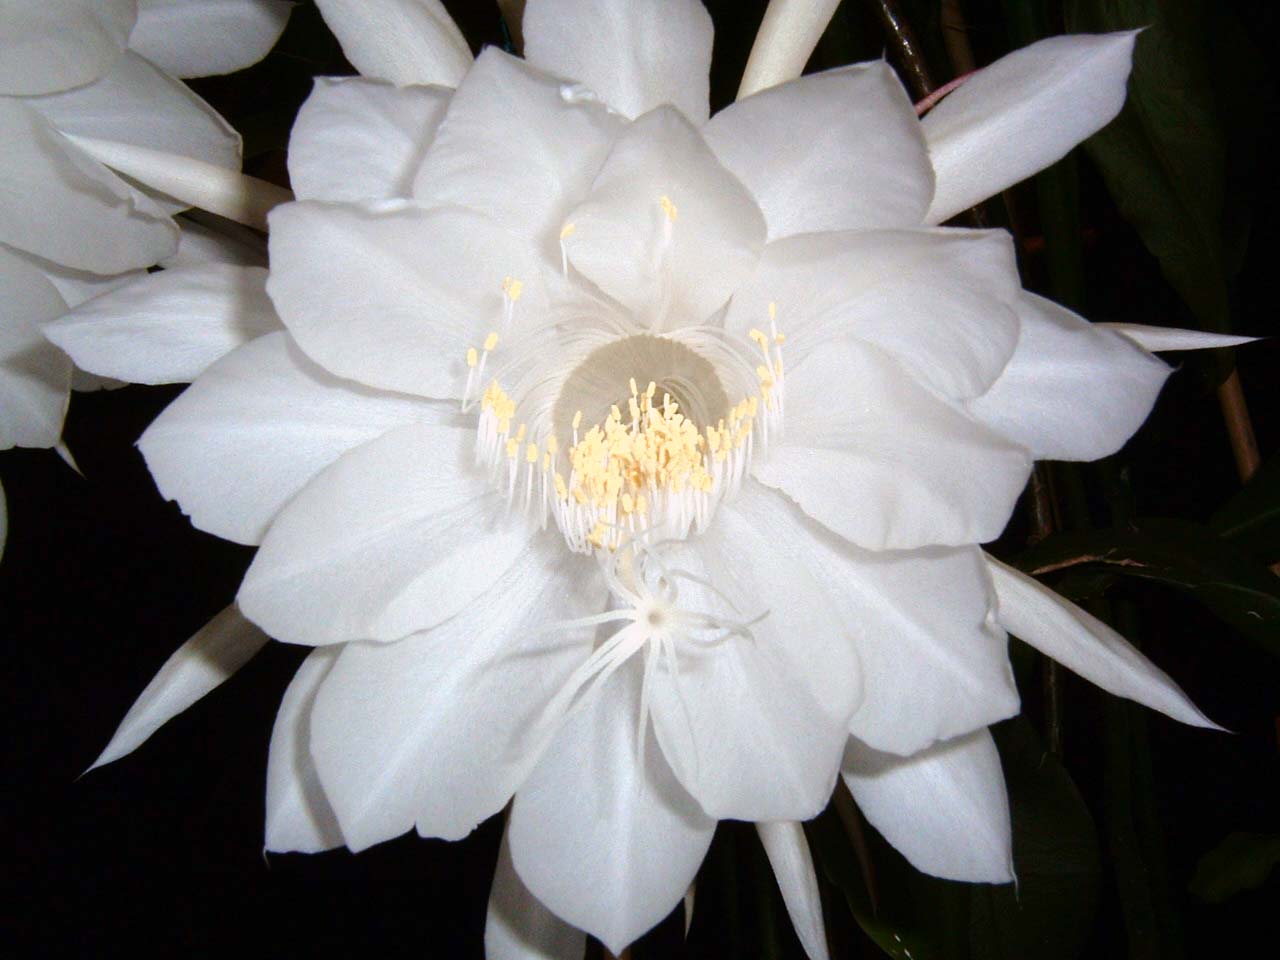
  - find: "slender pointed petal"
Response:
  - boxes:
[0,0,135,96]
[1100,323,1257,353]
[523,0,712,122]
[757,821,830,960]
[0,245,71,450]
[130,0,292,78]
[987,555,1221,729]
[314,0,471,88]
[738,0,842,99]
[843,729,1015,883]
[265,647,345,854]
[487,828,587,960]
[45,263,281,385]
[90,605,268,770]
[924,31,1137,224]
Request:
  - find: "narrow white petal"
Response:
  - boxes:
[987,555,1221,728]
[238,420,536,645]
[924,31,1137,224]
[0,244,72,450]
[0,0,135,96]
[843,729,1015,883]
[139,332,445,545]
[31,257,147,309]
[90,605,268,770]
[705,63,933,238]
[264,647,345,854]
[130,0,292,78]
[757,822,830,960]
[1100,323,1257,353]
[314,0,471,88]
[290,77,450,203]
[45,263,281,385]
[738,0,842,99]
[967,293,1172,461]
[0,100,177,273]
[509,659,716,956]
[487,828,587,960]
[523,0,713,122]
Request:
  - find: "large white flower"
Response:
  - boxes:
[84,0,1249,955]
[0,0,291,548]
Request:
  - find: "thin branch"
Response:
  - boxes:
[1218,369,1261,484]
[862,0,935,99]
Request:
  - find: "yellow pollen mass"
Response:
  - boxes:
[658,195,678,222]
[526,442,538,464]
[483,331,499,352]
[502,276,523,301]
[560,222,577,239]
[466,347,478,368]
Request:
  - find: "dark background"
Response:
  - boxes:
[3,2,1278,957]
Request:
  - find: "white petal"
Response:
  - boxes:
[843,729,1015,883]
[139,332,445,545]
[705,62,933,238]
[0,244,71,450]
[266,200,545,398]
[523,0,712,122]
[313,0,471,87]
[0,98,177,273]
[509,659,716,956]
[737,0,842,98]
[89,605,268,769]
[264,646,345,854]
[130,0,292,78]
[290,77,450,203]
[0,0,135,96]
[1100,323,1257,353]
[487,828,587,960]
[757,821,830,960]
[27,50,242,170]
[30,256,146,308]
[45,263,281,385]
[986,555,1221,728]
[724,228,1022,400]
[564,106,765,325]
[412,48,622,262]
[967,293,1171,461]
[650,481,859,821]
[309,539,603,850]
[163,213,268,269]
[924,31,1137,224]
[238,420,535,645]
[759,341,1032,551]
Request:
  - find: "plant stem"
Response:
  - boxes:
[1218,370,1261,483]
[863,0,935,99]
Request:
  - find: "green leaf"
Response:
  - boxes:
[1210,452,1280,564]
[1011,519,1280,660]
[1189,833,1280,904]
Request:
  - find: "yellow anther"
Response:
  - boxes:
[587,523,606,548]
[502,276,524,301]
[775,333,786,344]
[515,422,527,443]
[505,438,518,459]
[757,364,774,385]
[749,328,769,349]
[658,195,678,222]
[572,410,583,431]
[554,473,568,500]
[542,451,551,471]
[609,404,622,422]
[546,435,559,455]
[483,331,499,352]
[768,301,777,321]
[466,347,478,368]
[526,442,538,464]
[646,381,657,399]
[560,222,577,239]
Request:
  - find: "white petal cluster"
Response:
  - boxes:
[82,0,1249,955]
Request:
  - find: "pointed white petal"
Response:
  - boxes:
[843,729,1015,883]
[651,482,859,821]
[924,31,1137,223]
[509,659,716,956]
[139,332,445,546]
[706,62,933,238]
[0,99,177,273]
[523,0,712,122]
[27,51,241,171]
[1100,323,1257,353]
[266,200,545,398]
[314,0,471,88]
[130,0,292,78]
[737,0,842,98]
[724,228,1021,399]
[757,822,830,960]
[967,293,1172,461]
[28,255,146,309]
[564,106,765,325]
[264,647,345,853]
[90,605,268,769]
[487,828,587,960]
[0,244,71,450]
[290,77,450,203]
[758,340,1031,551]
[309,539,602,850]
[987,555,1221,728]
[412,48,622,262]
[0,0,135,96]
[238,420,535,645]
[45,263,281,385]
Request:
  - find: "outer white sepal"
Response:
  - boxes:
[1100,323,1257,353]
[757,821,831,960]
